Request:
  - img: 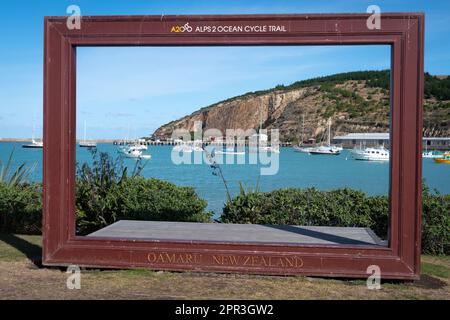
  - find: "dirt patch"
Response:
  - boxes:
[0,260,449,300]
[0,235,449,300]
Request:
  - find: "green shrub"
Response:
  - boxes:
[75,151,212,235]
[222,187,449,255]
[0,183,42,234]
[422,186,450,255]
[76,176,212,235]
[222,188,387,236]
[0,148,37,187]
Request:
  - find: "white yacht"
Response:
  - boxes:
[79,121,97,148]
[422,144,443,159]
[309,145,341,155]
[352,147,390,161]
[293,146,313,153]
[173,143,204,153]
[422,151,443,159]
[121,147,151,160]
[215,145,246,155]
[308,120,341,155]
[22,139,43,149]
[128,143,148,151]
[23,120,43,149]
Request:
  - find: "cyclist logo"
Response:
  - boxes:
[171,23,193,33]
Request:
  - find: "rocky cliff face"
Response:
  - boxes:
[153,72,450,143]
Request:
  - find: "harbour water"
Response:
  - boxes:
[1,142,448,218]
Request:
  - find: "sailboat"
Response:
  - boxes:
[294,114,315,153]
[308,119,341,155]
[250,106,280,153]
[22,119,43,149]
[79,121,97,148]
[422,143,443,159]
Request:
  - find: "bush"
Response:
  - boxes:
[75,151,212,235]
[222,187,449,255]
[76,176,212,235]
[0,183,42,234]
[222,187,388,236]
[422,186,450,255]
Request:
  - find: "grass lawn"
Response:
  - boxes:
[0,234,449,300]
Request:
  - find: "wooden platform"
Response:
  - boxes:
[88,221,387,246]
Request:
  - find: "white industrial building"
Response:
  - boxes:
[333,133,450,149]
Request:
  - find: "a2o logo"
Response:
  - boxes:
[171,23,193,33]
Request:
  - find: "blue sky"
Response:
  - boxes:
[77,46,390,139]
[0,0,449,139]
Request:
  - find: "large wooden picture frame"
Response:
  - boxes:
[43,13,424,279]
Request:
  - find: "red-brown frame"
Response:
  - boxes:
[43,13,424,279]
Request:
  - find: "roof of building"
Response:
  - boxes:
[333,133,450,141]
[333,133,389,140]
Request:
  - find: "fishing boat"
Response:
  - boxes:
[79,121,97,148]
[351,147,390,161]
[433,153,450,164]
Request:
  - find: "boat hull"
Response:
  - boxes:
[353,156,389,161]
[309,151,340,155]
[22,144,43,149]
[293,146,313,153]
[433,158,450,164]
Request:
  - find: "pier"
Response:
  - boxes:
[113,140,293,147]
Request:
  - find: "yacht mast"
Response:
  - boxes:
[32,118,36,142]
[327,118,331,146]
[83,120,87,143]
[301,113,305,144]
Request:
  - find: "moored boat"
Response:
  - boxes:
[293,146,313,153]
[119,146,151,159]
[351,147,390,161]
[79,121,97,148]
[22,139,43,149]
[309,145,341,155]
[23,119,43,149]
[433,153,450,164]
[422,150,443,159]
[306,119,341,155]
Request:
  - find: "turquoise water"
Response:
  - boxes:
[1,142,449,218]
